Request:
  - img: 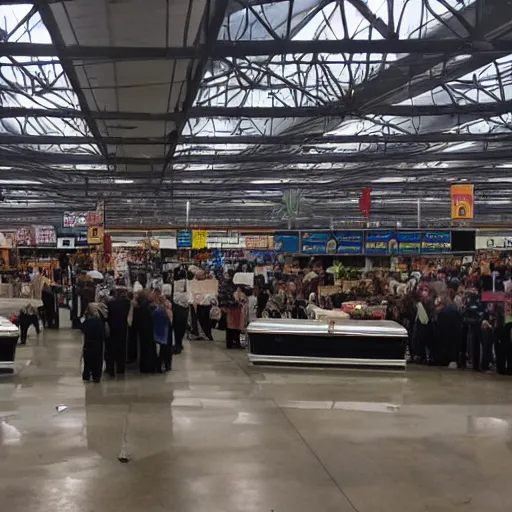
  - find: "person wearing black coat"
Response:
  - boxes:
[136,292,157,373]
[106,288,131,377]
[81,305,105,383]
[41,283,56,328]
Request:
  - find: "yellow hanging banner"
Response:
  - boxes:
[451,184,474,220]
[192,230,208,249]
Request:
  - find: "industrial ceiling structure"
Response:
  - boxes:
[0,0,512,229]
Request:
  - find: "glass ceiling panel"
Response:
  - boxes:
[0,4,99,155]
[397,54,512,107]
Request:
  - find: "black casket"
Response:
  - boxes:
[247,318,407,369]
[0,316,20,373]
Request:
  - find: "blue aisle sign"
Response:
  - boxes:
[422,232,451,253]
[365,232,398,255]
[274,233,299,253]
[177,230,192,248]
[302,232,329,254]
[397,232,421,255]
[335,232,364,254]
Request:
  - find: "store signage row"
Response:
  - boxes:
[298,231,451,255]
[302,232,364,255]
[366,231,451,255]
[174,230,452,254]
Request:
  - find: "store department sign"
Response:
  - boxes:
[34,225,57,246]
[63,211,88,228]
[365,232,398,255]
[476,236,512,250]
[245,235,272,249]
[397,232,421,255]
[421,232,451,254]
[302,232,330,254]
[177,230,192,248]
[334,232,364,254]
[274,233,299,253]
[192,230,208,250]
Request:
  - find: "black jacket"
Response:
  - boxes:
[80,316,105,344]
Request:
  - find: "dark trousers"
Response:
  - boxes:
[139,336,157,374]
[226,328,241,349]
[156,343,172,372]
[127,325,138,363]
[173,304,188,349]
[83,340,103,382]
[462,323,482,369]
[105,330,127,376]
[412,321,431,361]
[480,326,495,371]
[496,323,512,375]
[19,313,39,344]
[43,305,56,328]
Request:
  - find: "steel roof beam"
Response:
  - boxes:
[4,132,512,146]
[1,100,511,120]
[0,38,511,59]
[3,148,512,165]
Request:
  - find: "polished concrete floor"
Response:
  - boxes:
[2,323,512,512]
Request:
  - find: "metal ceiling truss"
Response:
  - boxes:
[1,0,512,228]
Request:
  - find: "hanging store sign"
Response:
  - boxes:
[397,232,421,255]
[274,233,299,253]
[334,232,364,254]
[476,236,512,250]
[0,231,15,248]
[63,211,88,228]
[75,230,88,246]
[87,226,104,245]
[86,201,105,245]
[365,232,398,255]
[192,230,208,250]
[34,225,57,246]
[421,232,451,254]
[451,184,474,220]
[15,227,35,247]
[245,235,272,250]
[177,230,192,248]
[302,232,330,254]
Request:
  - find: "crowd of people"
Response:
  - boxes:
[385,266,512,374]
[80,287,174,383]
[18,256,512,381]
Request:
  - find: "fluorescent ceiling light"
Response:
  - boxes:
[250,179,291,184]
[0,166,12,171]
[114,179,134,184]
[0,180,40,184]
[372,177,406,183]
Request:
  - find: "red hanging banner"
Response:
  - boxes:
[360,188,371,218]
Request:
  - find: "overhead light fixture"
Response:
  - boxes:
[250,179,291,184]
[114,179,134,184]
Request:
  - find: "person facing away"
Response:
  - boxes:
[80,303,105,383]
[151,290,173,373]
[106,287,131,377]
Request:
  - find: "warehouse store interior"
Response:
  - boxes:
[2,0,512,511]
